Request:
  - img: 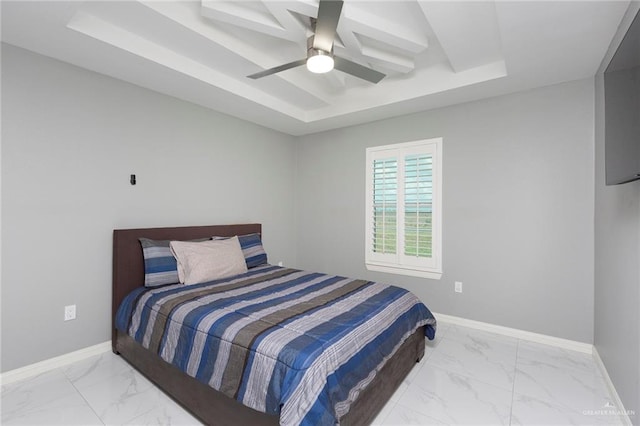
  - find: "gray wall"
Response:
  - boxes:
[0,43,603,375]
[1,45,298,372]
[594,4,640,420]
[295,79,596,343]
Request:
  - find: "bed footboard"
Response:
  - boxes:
[116,331,279,426]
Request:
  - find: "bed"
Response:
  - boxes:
[112,224,436,426]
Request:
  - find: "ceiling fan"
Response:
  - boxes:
[247,0,385,84]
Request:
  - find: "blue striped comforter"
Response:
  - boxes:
[116,265,436,425]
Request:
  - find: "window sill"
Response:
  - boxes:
[365,263,443,280]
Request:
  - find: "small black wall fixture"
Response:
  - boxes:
[130,174,136,185]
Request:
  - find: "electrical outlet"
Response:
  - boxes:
[64,305,76,321]
[278,261,284,267]
[454,281,463,293]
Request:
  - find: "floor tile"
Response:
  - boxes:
[63,352,133,392]
[1,370,84,424]
[2,392,104,425]
[392,364,512,425]
[514,355,613,414]
[76,367,169,425]
[517,340,600,376]
[444,324,518,346]
[121,391,203,425]
[511,392,623,426]
[426,326,518,390]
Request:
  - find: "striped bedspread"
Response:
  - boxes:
[116,265,436,426]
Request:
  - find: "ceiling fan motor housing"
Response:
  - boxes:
[307,35,333,58]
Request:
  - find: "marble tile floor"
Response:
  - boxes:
[1,324,626,425]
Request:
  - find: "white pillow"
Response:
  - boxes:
[169,237,248,285]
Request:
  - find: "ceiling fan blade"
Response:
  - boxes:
[247,59,307,79]
[313,0,343,52]
[334,56,386,83]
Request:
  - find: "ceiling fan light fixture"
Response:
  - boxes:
[307,50,334,74]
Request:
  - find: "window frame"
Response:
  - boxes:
[365,138,443,279]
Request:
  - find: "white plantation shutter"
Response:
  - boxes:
[404,154,433,258]
[372,158,397,255]
[366,139,442,279]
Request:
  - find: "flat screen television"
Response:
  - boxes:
[605,7,640,185]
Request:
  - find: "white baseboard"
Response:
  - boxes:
[1,341,111,386]
[593,347,634,426]
[433,312,593,354]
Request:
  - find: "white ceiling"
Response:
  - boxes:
[1,1,631,136]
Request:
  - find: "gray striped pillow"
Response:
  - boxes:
[139,237,207,287]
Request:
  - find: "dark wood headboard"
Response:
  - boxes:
[112,223,262,350]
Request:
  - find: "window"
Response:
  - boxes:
[365,138,442,279]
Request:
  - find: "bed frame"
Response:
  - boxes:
[112,224,425,426]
